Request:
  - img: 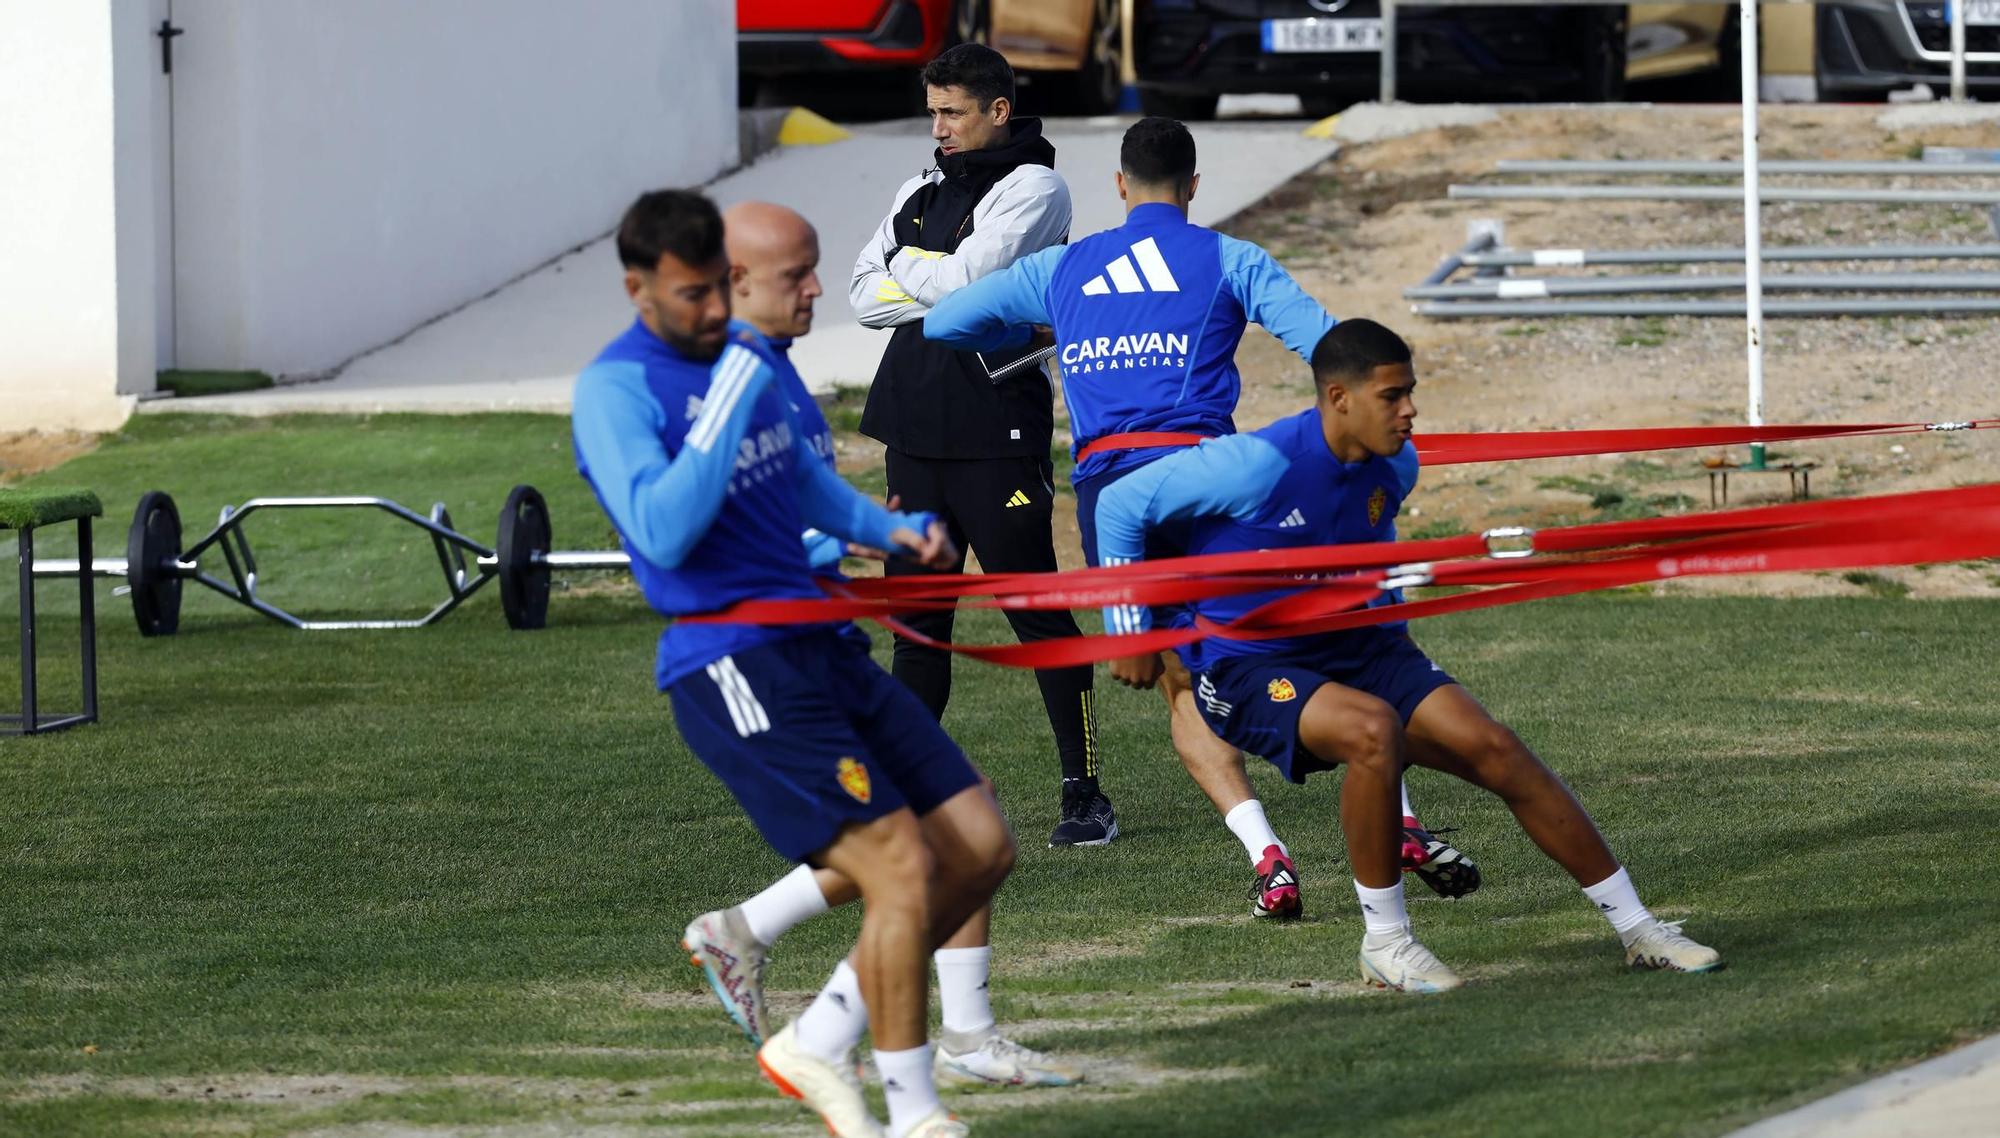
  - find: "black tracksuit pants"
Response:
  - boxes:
[883,447,1099,786]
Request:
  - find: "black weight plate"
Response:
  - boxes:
[496,484,551,630]
[127,490,183,637]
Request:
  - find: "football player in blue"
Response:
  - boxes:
[679,201,1080,1092]
[1092,318,1724,990]
[922,117,1477,920]
[572,189,1011,1138]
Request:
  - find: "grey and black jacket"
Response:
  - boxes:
[849,118,1071,460]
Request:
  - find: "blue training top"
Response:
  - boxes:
[923,202,1334,485]
[572,318,924,688]
[764,335,846,572]
[1094,409,1419,673]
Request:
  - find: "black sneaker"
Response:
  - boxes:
[1048,786,1118,847]
[1402,820,1481,899]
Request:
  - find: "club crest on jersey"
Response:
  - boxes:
[1267,678,1298,703]
[1368,486,1387,527]
[836,757,872,803]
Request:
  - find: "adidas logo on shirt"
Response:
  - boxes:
[1278,508,1307,528]
[1081,237,1180,296]
[1004,489,1032,508]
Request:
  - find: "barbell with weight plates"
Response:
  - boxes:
[29,485,626,635]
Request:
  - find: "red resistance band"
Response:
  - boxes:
[1071,419,1995,469]
[680,419,1998,664]
[683,481,2000,668]
[1074,431,1209,463]
[1416,419,1993,465]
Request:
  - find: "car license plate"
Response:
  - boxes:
[1963,0,2000,24]
[1262,17,1382,53]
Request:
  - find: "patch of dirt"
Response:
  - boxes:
[7,1074,408,1103]
[845,107,2000,597]
[0,430,98,484]
[1216,104,2000,598]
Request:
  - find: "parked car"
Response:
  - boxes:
[1817,0,2000,99]
[1132,0,1630,120]
[737,0,1127,115]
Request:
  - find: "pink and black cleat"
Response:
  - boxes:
[1402,818,1481,899]
[1248,844,1302,920]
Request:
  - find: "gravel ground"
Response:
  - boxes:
[1218,104,2000,598]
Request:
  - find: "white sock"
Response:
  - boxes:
[933,945,995,1037]
[792,960,868,1062]
[1400,779,1416,823]
[1354,879,1409,937]
[1224,799,1285,865]
[876,1044,943,1137]
[1583,866,1654,935]
[739,863,829,947]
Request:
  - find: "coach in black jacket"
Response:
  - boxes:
[850,44,1112,848]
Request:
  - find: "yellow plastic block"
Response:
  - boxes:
[1302,113,1340,140]
[779,107,852,147]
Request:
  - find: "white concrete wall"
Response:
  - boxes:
[0,0,151,430]
[171,0,737,379]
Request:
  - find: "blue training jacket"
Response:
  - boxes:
[1094,409,1419,673]
[923,202,1334,485]
[764,336,846,572]
[571,318,924,688]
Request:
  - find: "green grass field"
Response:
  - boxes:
[4,414,1998,1137]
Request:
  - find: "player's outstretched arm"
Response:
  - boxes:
[787,412,947,565]
[851,176,935,328]
[888,167,1070,306]
[571,345,775,570]
[922,244,1060,352]
[1220,234,1337,361]
[1093,434,1290,635]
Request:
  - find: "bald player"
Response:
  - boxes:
[680,201,1082,1095]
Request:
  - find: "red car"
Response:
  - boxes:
[738,0,1126,115]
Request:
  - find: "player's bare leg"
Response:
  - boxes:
[1162,657,1301,919]
[1403,684,1721,973]
[1294,682,1463,993]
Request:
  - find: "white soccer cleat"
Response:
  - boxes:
[934,1029,1085,1088]
[757,1021,882,1138]
[1359,925,1464,993]
[897,1109,970,1138]
[1622,918,1723,973]
[681,908,770,1045]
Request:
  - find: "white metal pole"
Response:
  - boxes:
[1741,2,1766,469]
[1380,0,1398,104]
[1952,0,1968,103]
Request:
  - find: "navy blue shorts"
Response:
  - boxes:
[667,627,982,862]
[1193,629,1456,784]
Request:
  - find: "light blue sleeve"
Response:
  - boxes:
[1219,235,1336,361]
[1094,434,1290,634]
[571,344,774,571]
[801,529,846,571]
[788,407,929,555]
[921,244,1062,352]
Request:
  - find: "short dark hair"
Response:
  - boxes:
[616,189,724,271]
[1311,319,1413,386]
[922,43,1015,108]
[1121,117,1197,188]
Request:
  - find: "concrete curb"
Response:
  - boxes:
[1726,1033,2000,1137]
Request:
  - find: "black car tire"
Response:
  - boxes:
[1565,6,1630,102]
[1301,94,1351,120]
[1138,86,1220,122]
[1045,0,1125,115]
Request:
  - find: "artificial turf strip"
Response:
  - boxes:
[0,486,103,530]
[4,414,1999,1136]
